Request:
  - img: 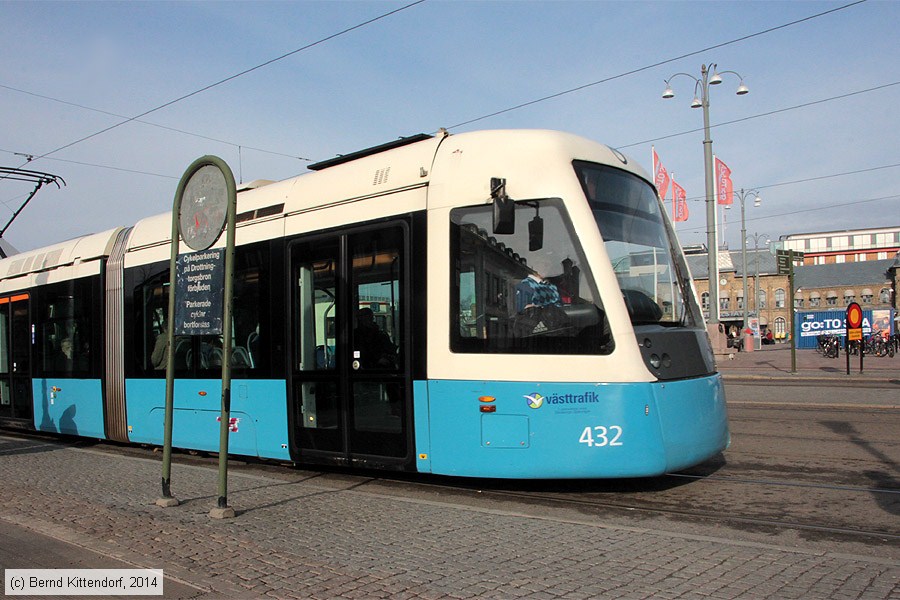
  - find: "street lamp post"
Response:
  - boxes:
[727,188,761,332]
[749,232,770,346]
[663,64,749,326]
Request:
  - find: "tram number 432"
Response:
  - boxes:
[579,425,623,448]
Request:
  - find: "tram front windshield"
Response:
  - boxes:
[575,161,695,327]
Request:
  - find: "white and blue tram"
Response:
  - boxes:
[0,129,728,478]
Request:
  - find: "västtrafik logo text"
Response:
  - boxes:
[525,391,600,409]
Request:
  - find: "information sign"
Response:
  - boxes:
[175,249,225,335]
[776,252,790,275]
[776,249,805,275]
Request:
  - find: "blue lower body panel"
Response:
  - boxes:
[33,378,106,439]
[416,376,728,479]
[125,379,291,461]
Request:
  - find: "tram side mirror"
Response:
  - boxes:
[491,177,515,235]
[528,214,543,251]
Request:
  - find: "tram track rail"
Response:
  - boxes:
[371,468,900,544]
[665,471,900,496]
[456,485,900,542]
[3,427,898,546]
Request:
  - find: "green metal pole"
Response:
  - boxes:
[215,160,237,515]
[162,217,181,500]
[159,165,194,506]
[161,221,178,499]
[789,250,797,374]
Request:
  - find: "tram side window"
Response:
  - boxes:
[0,308,7,377]
[294,242,339,372]
[450,201,612,355]
[136,246,268,375]
[139,273,190,373]
[0,307,7,409]
[230,248,268,372]
[351,227,403,371]
[37,280,93,376]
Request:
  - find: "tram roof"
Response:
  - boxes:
[0,228,122,281]
[1,129,650,273]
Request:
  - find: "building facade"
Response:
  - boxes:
[686,247,792,340]
[780,225,900,266]
[685,247,898,342]
[793,259,895,310]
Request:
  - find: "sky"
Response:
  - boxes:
[2,0,899,254]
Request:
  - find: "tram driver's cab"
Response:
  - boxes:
[451,198,612,356]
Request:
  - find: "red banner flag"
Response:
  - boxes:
[672,179,688,222]
[652,147,670,200]
[715,157,733,205]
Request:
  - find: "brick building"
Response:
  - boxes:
[686,247,790,339]
[685,247,898,341]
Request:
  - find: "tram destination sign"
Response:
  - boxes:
[175,248,225,335]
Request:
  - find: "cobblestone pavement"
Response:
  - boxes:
[0,435,897,599]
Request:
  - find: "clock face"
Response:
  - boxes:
[179,164,228,251]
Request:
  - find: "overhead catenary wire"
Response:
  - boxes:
[674,193,900,237]
[6,78,896,198]
[2,0,427,175]
[442,0,867,131]
[616,80,900,152]
[0,148,178,215]
[674,161,900,204]
[1,0,868,175]
[0,0,881,243]
[1,0,869,181]
[0,83,311,163]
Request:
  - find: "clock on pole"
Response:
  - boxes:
[179,163,229,251]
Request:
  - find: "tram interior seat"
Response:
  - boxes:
[621,288,663,323]
[200,345,253,369]
[232,347,251,368]
[204,346,223,368]
[509,301,604,339]
[561,303,601,328]
[247,329,259,368]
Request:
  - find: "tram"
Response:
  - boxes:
[0,129,728,478]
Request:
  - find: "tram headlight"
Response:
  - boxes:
[649,354,661,369]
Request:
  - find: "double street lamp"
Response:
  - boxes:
[726,188,761,332]
[663,63,748,325]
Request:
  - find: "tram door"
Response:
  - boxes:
[0,294,33,422]
[290,224,409,465]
